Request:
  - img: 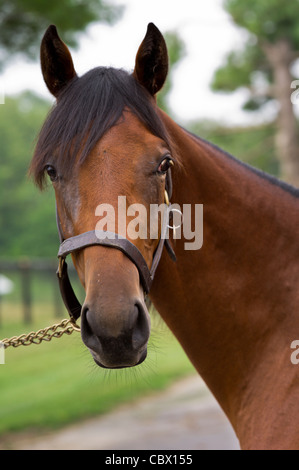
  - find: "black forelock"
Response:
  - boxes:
[30,67,171,188]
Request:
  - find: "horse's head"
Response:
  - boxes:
[30,24,175,369]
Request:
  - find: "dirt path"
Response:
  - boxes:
[2,375,240,450]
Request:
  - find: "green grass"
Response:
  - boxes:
[0,303,194,435]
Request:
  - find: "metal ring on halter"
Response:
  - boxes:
[167,208,183,230]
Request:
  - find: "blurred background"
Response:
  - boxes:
[0,0,299,449]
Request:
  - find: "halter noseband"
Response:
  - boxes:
[56,170,176,321]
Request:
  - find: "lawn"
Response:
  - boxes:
[0,302,194,435]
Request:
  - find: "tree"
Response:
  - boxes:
[0,0,123,70]
[0,92,57,258]
[211,0,299,186]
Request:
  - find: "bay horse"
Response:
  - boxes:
[30,23,299,450]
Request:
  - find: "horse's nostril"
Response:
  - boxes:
[132,301,150,350]
[81,306,107,356]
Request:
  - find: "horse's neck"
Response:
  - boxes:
[152,112,299,449]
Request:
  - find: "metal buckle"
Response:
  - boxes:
[164,190,170,206]
[58,257,65,278]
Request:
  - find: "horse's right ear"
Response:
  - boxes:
[40,25,77,98]
[134,23,168,96]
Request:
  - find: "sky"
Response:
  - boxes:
[0,0,274,125]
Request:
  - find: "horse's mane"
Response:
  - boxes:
[183,127,299,200]
[30,67,172,189]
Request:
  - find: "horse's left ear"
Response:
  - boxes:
[40,25,77,98]
[134,23,168,96]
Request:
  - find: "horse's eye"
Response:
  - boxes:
[157,157,174,175]
[45,165,58,182]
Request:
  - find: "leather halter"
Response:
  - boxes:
[56,170,176,321]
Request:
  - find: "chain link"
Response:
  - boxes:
[0,318,81,350]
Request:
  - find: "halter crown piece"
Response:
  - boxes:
[56,168,176,321]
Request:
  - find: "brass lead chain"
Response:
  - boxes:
[1,318,80,350]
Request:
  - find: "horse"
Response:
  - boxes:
[29,23,299,450]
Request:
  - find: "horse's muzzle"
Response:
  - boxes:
[80,299,150,369]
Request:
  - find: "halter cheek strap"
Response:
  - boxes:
[56,172,176,321]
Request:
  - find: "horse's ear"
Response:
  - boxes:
[40,25,77,98]
[134,23,168,96]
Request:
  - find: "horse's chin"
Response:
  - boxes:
[90,348,148,369]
